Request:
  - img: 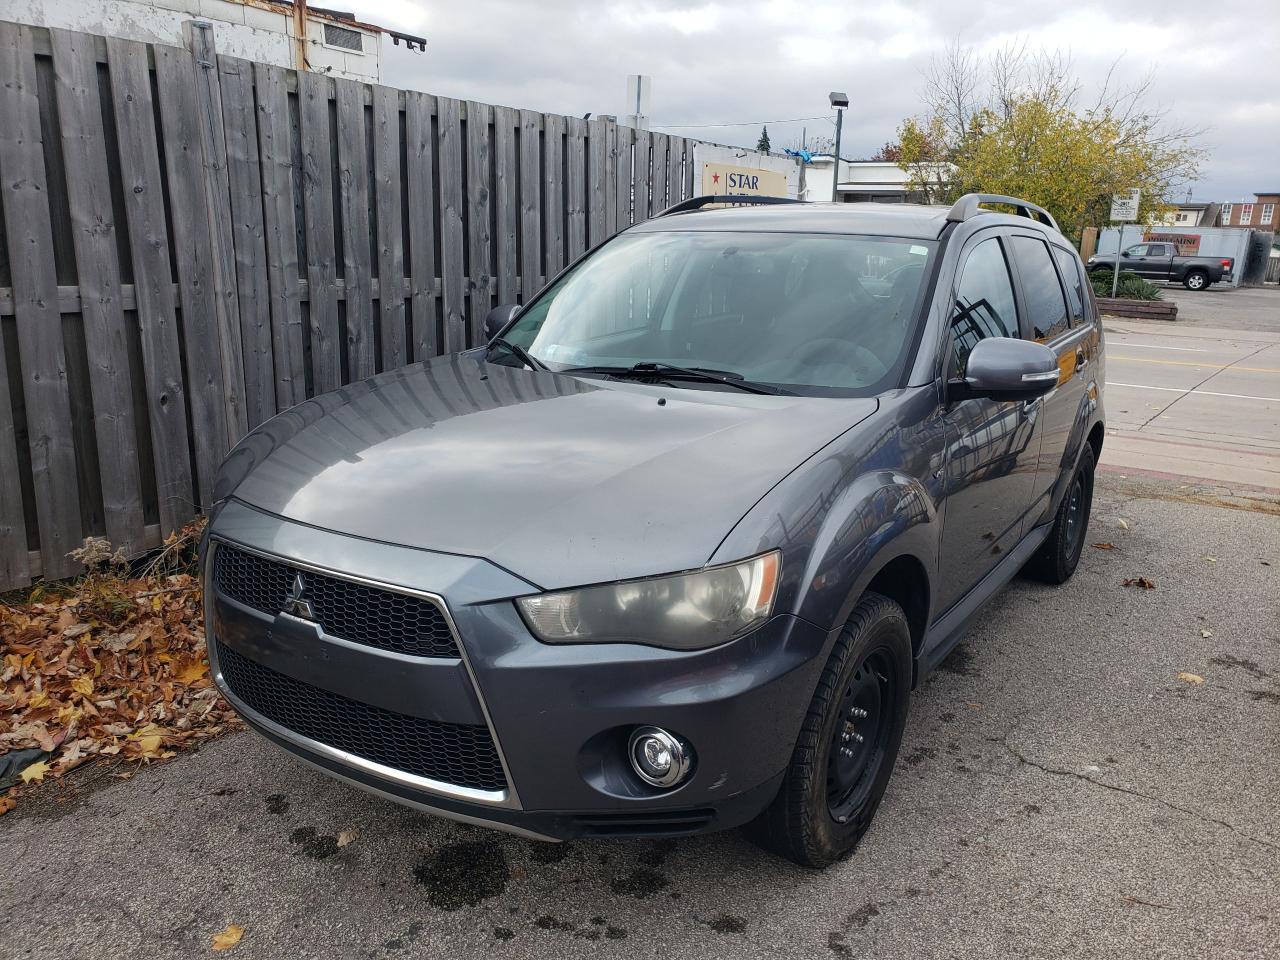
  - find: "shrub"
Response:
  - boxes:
[1089,268,1162,301]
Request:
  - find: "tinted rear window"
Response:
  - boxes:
[1011,236,1069,341]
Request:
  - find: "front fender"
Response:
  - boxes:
[711,388,946,642]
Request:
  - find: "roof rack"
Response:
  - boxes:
[656,194,804,217]
[946,193,1059,232]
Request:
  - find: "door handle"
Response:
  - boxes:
[1075,347,1087,371]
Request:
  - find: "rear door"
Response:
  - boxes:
[937,231,1042,613]
[1006,232,1091,531]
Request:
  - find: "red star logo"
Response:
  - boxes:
[711,172,720,184]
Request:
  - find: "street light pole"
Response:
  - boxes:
[829,91,848,202]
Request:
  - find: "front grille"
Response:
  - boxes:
[213,545,460,658]
[215,641,507,793]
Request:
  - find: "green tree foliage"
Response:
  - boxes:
[756,125,771,153]
[896,41,1205,245]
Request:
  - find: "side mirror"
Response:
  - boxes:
[484,303,520,342]
[949,337,1059,403]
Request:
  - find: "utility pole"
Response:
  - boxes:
[829,92,848,202]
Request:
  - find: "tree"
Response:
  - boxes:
[756,125,771,153]
[895,39,1205,243]
[870,141,901,162]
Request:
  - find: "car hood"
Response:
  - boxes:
[217,354,876,589]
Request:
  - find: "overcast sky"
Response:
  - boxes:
[343,0,1277,202]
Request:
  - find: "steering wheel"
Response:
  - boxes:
[789,338,889,386]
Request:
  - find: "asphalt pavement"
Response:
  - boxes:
[3,470,1277,960]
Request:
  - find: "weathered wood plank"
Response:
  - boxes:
[633,128,650,221]
[542,112,564,276]
[565,117,587,259]
[153,43,231,510]
[403,90,438,361]
[219,55,274,426]
[604,120,619,235]
[649,133,669,212]
[518,109,541,302]
[297,70,340,393]
[587,117,608,247]
[675,133,686,204]
[50,27,146,553]
[186,22,246,445]
[464,100,493,346]
[682,135,696,198]
[0,24,82,579]
[492,105,518,305]
[614,123,632,229]
[254,61,306,409]
[437,96,466,354]
[106,36,194,535]
[334,76,374,379]
[371,83,406,372]
[0,325,28,589]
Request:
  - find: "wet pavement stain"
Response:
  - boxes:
[638,838,677,869]
[938,644,979,676]
[1210,655,1271,679]
[610,868,669,898]
[1248,689,1280,704]
[707,914,747,934]
[288,826,337,860]
[534,916,576,932]
[528,841,570,865]
[903,745,937,767]
[265,794,289,816]
[412,840,509,911]
[493,927,515,941]
[605,926,627,940]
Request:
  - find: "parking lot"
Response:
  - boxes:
[2,465,1276,960]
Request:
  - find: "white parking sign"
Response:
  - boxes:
[1110,188,1140,222]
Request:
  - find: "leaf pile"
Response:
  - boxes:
[1,520,239,807]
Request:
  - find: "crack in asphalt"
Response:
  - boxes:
[1000,736,1280,853]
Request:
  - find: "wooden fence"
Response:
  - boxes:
[0,20,706,591]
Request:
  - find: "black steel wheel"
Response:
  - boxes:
[1024,442,1096,584]
[747,592,912,868]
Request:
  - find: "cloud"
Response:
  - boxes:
[344,0,1278,201]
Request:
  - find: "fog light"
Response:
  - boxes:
[628,726,692,788]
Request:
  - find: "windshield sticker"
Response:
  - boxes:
[910,245,928,256]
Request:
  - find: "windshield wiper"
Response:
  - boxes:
[487,337,548,371]
[561,361,792,396]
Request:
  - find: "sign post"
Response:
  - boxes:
[1109,188,1140,298]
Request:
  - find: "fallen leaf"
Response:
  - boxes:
[211,924,244,952]
[0,796,15,816]
[71,675,94,698]
[63,623,92,639]
[1092,542,1115,550]
[1177,672,1204,685]
[1200,629,1213,638]
[174,659,207,685]
[1118,519,1130,530]
[1122,577,1156,589]
[336,827,359,848]
[19,760,51,784]
[1204,557,1217,563]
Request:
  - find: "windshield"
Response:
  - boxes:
[501,230,936,396]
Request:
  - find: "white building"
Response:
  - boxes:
[799,158,947,203]
[3,0,425,82]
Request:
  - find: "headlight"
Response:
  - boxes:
[517,551,780,650]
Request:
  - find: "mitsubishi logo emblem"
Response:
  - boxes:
[281,573,316,621]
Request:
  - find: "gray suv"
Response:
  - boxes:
[204,193,1104,867]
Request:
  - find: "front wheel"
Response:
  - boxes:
[746,593,912,868]
[1183,270,1208,290]
[1023,443,1095,584]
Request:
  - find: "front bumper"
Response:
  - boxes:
[205,500,827,840]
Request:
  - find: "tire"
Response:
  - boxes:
[1183,270,1208,290]
[1023,443,1095,584]
[746,592,912,868]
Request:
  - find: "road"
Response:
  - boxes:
[1099,286,1280,492]
[2,470,1277,960]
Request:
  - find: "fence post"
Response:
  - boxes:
[184,20,248,448]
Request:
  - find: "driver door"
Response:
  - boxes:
[937,232,1043,614]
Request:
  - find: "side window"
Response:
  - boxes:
[1052,246,1087,327]
[951,237,1019,376]
[1010,236,1070,340]
[1125,244,1148,257]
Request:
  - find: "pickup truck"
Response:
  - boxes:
[1086,241,1233,290]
